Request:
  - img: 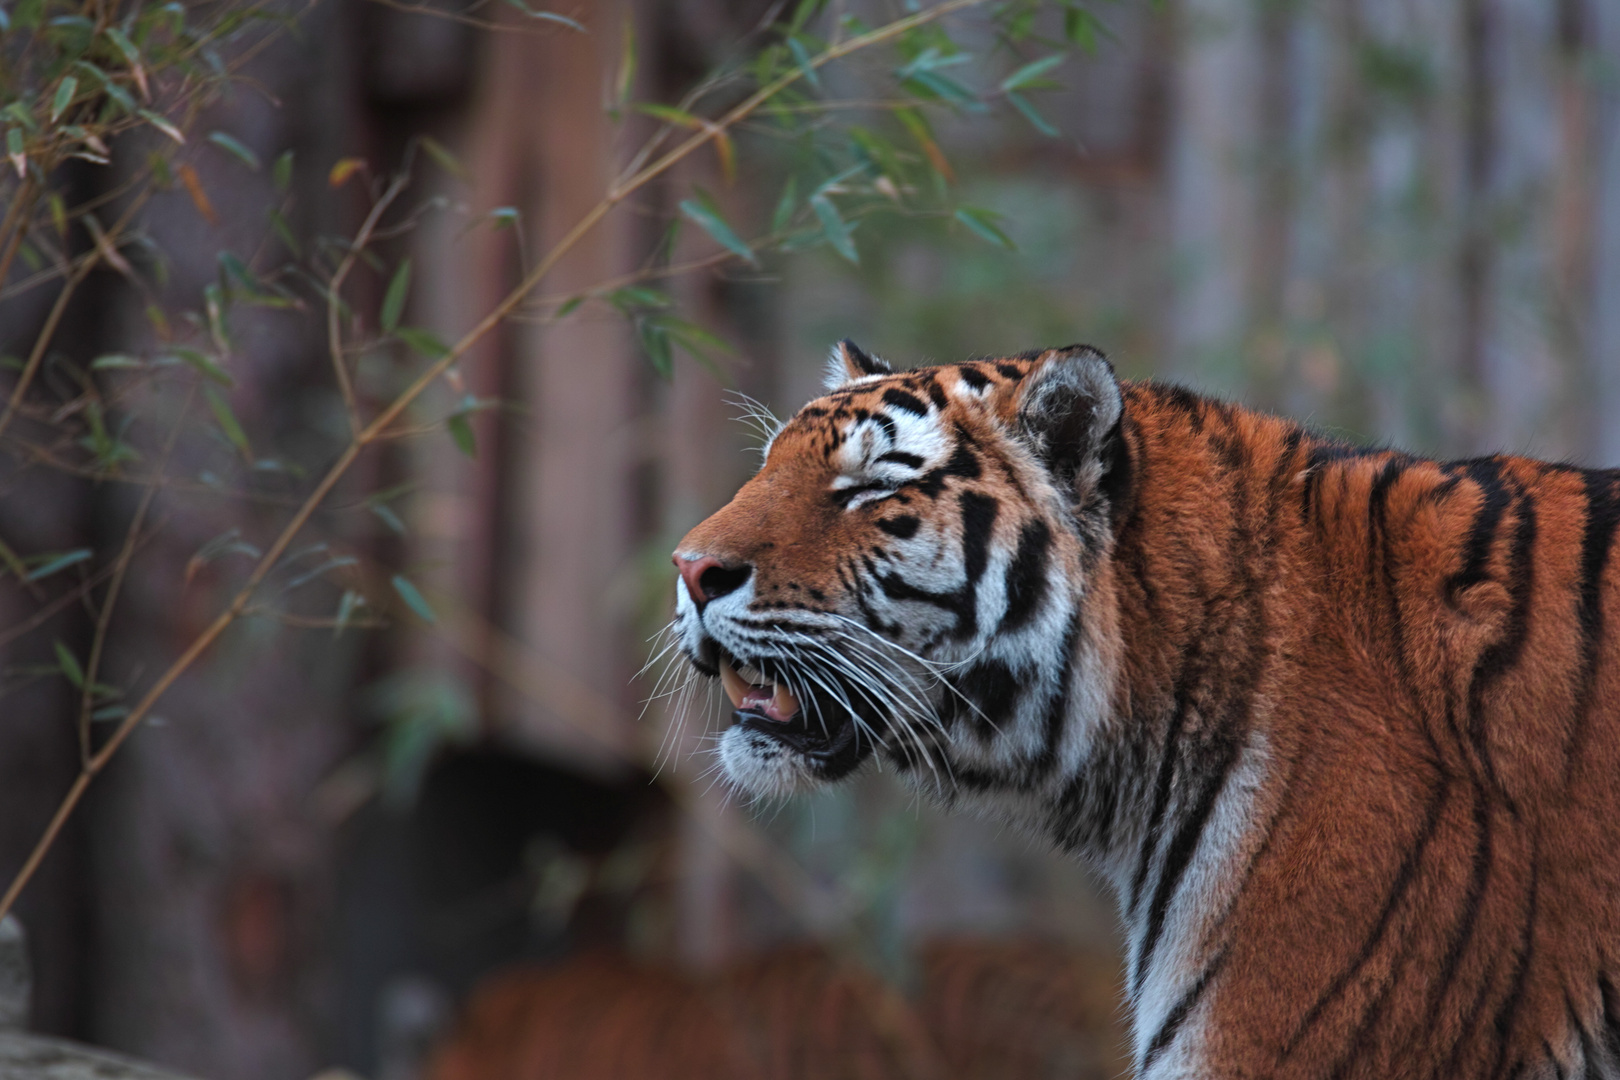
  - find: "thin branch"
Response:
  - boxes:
[327,171,411,435]
[0,191,149,441]
[75,387,194,765]
[0,179,42,296]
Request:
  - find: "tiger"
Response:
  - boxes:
[669,340,1620,1079]
[424,940,1128,1080]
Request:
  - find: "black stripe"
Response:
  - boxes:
[914,440,981,499]
[1487,856,1540,1080]
[1128,690,1194,915]
[922,377,949,410]
[1441,947,1505,1078]
[1025,611,1081,785]
[874,491,997,639]
[876,515,919,539]
[1421,792,1494,1034]
[1448,459,1512,596]
[1154,382,1207,432]
[1564,472,1620,779]
[1565,991,1598,1076]
[1141,947,1229,1069]
[957,365,989,391]
[882,387,928,415]
[999,520,1052,632]
[1543,1038,1567,1080]
[1132,723,1244,996]
[1098,413,1134,528]
[1465,490,1537,812]
[959,491,997,589]
[1281,781,1451,1056]
[856,407,898,442]
[1598,974,1620,1060]
[995,363,1024,380]
[944,659,1021,740]
[875,450,923,469]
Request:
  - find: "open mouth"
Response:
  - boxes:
[714,648,862,764]
[717,651,801,722]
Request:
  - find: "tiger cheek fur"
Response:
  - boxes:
[670,341,1620,1080]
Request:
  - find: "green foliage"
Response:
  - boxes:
[0,0,1140,924]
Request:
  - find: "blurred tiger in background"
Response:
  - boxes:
[425,940,1128,1080]
[667,341,1620,1078]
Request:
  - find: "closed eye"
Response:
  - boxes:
[830,480,899,509]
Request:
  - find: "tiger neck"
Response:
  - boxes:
[1074,388,1314,876]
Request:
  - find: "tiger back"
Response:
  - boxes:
[670,341,1620,1079]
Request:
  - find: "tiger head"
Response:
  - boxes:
[671,341,1128,800]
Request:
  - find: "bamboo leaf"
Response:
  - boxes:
[954,206,1015,249]
[204,385,252,460]
[381,259,411,331]
[26,549,92,581]
[772,175,798,233]
[497,0,584,30]
[786,35,821,90]
[606,286,670,312]
[395,326,451,359]
[418,135,466,179]
[391,575,437,623]
[895,107,954,182]
[634,103,701,127]
[138,108,184,143]
[809,193,857,263]
[446,411,476,457]
[1000,53,1065,93]
[1007,91,1060,137]
[328,157,365,187]
[272,150,294,192]
[369,502,406,535]
[637,319,673,377]
[177,163,218,225]
[54,642,85,689]
[267,207,301,255]
[286,555,358,590]
[51,76,78,122]
[679,191,756,266]
[91,354,142,369]
[207,131,260,170]
[170,347,234,387]
[334,590,362,637]
[614,16,637,112]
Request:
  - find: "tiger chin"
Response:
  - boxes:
[670,339,1620,1079]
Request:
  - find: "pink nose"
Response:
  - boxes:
[673,554,750,608]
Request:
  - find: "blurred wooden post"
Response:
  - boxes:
[1591,0,1620,464]
[1166,0,1259,383]
[454,0,642,774]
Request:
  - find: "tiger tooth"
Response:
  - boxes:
[772,680,799,718]
[719,660,748,709]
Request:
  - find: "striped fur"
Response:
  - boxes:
[671,342,1620,1079]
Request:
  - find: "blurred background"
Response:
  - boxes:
[1,0,1617,1077]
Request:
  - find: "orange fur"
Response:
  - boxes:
[671,344,1620,1078]
[423,942,1127,1080]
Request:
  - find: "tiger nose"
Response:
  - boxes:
[673,554,752,610]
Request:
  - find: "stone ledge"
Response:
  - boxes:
[0,1033,201,1080]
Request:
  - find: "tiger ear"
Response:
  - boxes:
[1014,345,1123,500]
[823,339,893,390]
